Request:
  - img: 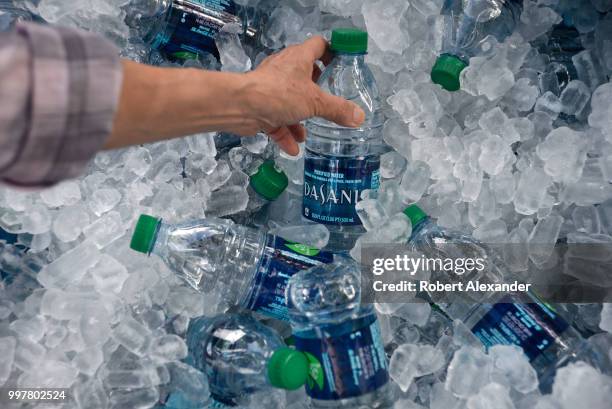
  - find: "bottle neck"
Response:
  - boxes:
[409,217,431,239]
[333,52,367,64]
[150,223,168,256]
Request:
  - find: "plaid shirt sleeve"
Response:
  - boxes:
[0,22,123,187]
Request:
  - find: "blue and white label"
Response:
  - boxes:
[471,295,569,362]
[303,155,380,226]
[243,236,334,322]
[293,314,389,401]
[154,0,237,59]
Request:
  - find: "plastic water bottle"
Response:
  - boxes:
[129,214,333,321]
[167,313,309,407]
[303,28,384,252]
[403,205,605,390]
[286,260,392,408]
[229,161,289,226]
[127,0,265,61]
[431,0,523,91]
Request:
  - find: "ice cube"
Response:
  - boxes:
[514,168,552,215]
[536,127,588,184]
[383,118,412,159]
[552,362,612,409]
[600,303,612,333]
[445,346,492,398]
[572,206,601,234]
[149,334,188,362]
[73,346,104,376]
[429,382,464,409]
[242,133,269,154]
[389,344,445,392]
[124,147,152,177]
[560,80,591,115]
[475,59,516,101]
[205,185,249,217]
[397,303,432,327]
[39,180,82,207]
[588,82,612,131]
[572,50,606,92]
[19,359,78,388]
[20,204,51,235]
[534,91,563,118]
[83,211,126,249]
[0,337,16,386]
[52,204,90,243]
[362,0,410,54]
[503,78,539,112]
[478,135,513,176]
[74,379,108,409]
[399,161,431,202]
[14,337,46,372]
[108,387,159,409]
[90,254,129,294]
[380,151,407,179]
[9,317,45,342]
[37,241,101,288]
[111,316,151,356]
[356,199,388,231]
[218,24,252,72]
[478,107,507,136]
[89,188,122,216]
[466,383,515,409]
[271,224,330,249]
[263,6,304,49]
[489,345,538,394]
[528,214,564,267]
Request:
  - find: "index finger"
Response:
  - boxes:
[299,35,329,62]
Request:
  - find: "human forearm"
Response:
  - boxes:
[106,60,257,149]
[106,37,364,155]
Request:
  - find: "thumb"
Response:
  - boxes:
[312,89,366,128]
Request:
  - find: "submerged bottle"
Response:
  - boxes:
[182,313,308,407]
[303,28,384,252]
[229,161,289,226]
[287,261,392,408]
[128,0,264,61]
[403,204,605,390]
[129,214,333,321]
[431,0,523,91]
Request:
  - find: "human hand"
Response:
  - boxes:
[239,36,366,156]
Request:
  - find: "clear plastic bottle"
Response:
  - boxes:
[172,313,309,407]
[129,214,333,321]
[286,261,392,408]
[229,161,289,226]
[127,0,265,62]
[431,0,523,91]
[403,204,605,391]
[303,28,384,252]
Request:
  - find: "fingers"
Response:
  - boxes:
[312,63,322,82]
[299,35,329,62]
[313,89,366,128]
[268,127,300,156]
[288,124,306,143]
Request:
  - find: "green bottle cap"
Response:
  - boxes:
[403,205,428,226]
[431,54,468,92]
[330,28,368,54]
[129,214,161,254]
[267,347,309,390]
[250,161,289,201]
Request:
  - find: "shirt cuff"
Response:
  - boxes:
[2,22,123,187]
